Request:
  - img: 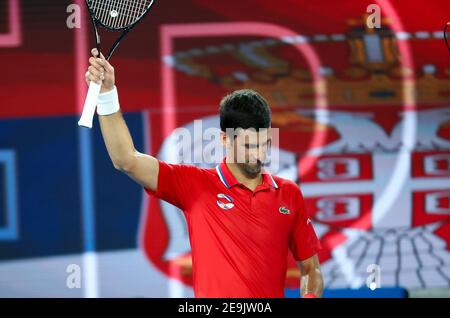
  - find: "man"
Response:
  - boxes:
[86,48,324,298]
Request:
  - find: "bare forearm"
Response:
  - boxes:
[300,268,324,297]
[99,111,136,170]
[297,255,324,297]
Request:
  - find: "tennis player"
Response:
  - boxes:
[86,48,324,298]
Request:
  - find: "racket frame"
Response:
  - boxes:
[86,0,155,60]
[78,0,155,128]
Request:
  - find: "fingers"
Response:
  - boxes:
[90,48,114,73]
[86,70,102,85]
[87,61,104,84]
[90,48,105,69]
[85,71,100,85]
[89,65,104,80]
[95,49,114,73]
[88,57,104,72]
[91,48,104,59]
[91,48,99,58]
[88,48,105,84]
[86,48,114,88]
[103,59,114,73]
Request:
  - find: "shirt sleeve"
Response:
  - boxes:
[289,188,322,261]
[144,160,200,211]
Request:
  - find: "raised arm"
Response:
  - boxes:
[86,48,158,191]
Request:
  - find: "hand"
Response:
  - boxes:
[85,48,115,93]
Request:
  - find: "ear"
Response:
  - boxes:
[220,131,227,147]
[262,127,272,141]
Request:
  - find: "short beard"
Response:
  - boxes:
[238,160,263,178]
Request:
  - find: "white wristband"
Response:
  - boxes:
[97,86,120,116]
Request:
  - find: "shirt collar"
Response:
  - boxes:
[216,158,279,189]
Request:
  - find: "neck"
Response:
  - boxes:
[225,157,262,191]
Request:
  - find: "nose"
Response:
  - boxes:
[250,147,266,164]
[248,148,259,163]
[259,144,268,157]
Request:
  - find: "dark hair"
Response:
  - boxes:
[219,89,271,132]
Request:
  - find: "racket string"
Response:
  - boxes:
[104,0,118,27]
[96,0,134,27]
[91,0,152,29]
[118,0,136,28]
[98,0,114,27]
[92,0,147,28]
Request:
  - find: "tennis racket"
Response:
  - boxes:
[78,0,156,128]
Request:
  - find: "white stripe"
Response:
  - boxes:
[313,34,328,42]
[331,34,346,41]
[82,251,99,298]
[216,165,229,188]
[432,31,444,39]
[280,35,297,44]
[268,174,279,189]
[396,32,412,40]
[164,30,444,61]
[415,31,430,39]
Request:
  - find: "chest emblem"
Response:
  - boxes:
[279,206,291,214]
[216,193,234,210]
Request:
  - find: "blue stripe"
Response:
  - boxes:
[0,150,18,240]
[221,193,233,202]
[217,165,230,188]
[78,128,96,252]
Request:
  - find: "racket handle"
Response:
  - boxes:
[78,81,102,128]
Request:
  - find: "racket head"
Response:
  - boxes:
[86,0,156,31]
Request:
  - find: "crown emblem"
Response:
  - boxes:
[167,15,450,115]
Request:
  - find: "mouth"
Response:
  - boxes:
[242,161,263,175]
[247,160,262,167]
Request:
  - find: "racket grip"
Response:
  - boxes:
[78,81,102,128]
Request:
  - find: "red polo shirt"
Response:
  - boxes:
[145,158,321,298]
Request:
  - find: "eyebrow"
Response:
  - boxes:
[244,140,270,147]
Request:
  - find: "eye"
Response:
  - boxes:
[245,144,258,150]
